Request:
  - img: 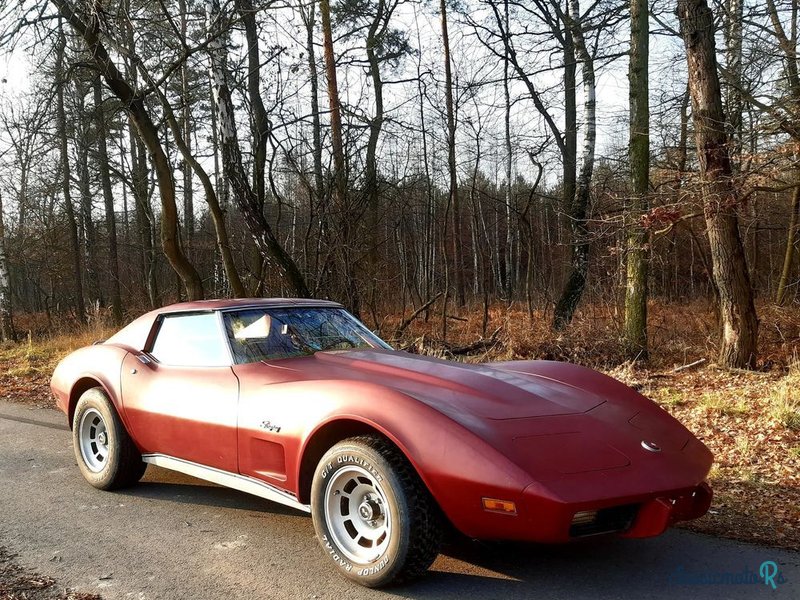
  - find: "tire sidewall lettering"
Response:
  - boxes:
[357,554,392,577]
[326,454,383,483]
[321,534,354,572]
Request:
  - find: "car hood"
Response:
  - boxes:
[307,350,701,482]
[311,349,605,420]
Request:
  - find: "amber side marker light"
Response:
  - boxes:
[481,497,517,515]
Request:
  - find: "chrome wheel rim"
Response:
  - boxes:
[324,465,392,564]
[78,408,108,473]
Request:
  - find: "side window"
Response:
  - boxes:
[149,313,229,367]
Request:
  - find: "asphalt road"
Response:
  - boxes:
[0,400,797,600]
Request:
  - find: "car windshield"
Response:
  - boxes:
[222,307,391,364]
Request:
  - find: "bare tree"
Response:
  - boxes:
[0,190,14,341]
[678,0,758,368]
[207,0,309,297]
[623,0,649,358]
[93,77,123,324]
[320,0,359,309]
[55,17,86,323]
[553,0,598,330]
[52,0,205,300]
[441,0,466,310]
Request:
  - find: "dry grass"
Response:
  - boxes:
[767,362,800,430]
[648,367,800,550]
[0,322,112,408]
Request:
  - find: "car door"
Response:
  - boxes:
[222,308,309,488]
[120,311,239,473]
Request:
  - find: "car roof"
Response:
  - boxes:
[105,298,344,351]
[158,297,344,313]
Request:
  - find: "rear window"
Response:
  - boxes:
[149,313,230,367]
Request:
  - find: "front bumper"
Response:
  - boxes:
[452,480,712,543]
[621,481,713,538]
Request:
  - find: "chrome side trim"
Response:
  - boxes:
[141,453,311,514]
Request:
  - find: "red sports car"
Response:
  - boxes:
[51,298,713,587]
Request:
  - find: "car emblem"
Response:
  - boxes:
[641,440,661,452]
[260,420,282,433]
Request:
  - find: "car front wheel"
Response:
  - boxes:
[72,387,146,490]
[310,435,442,587]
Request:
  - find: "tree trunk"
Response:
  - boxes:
[624,0,650,359]
[207,0,309,297]
[678,0,758,368]
[179,0,194,251]
[301,1,325,217]
[776,182,800,305]
[554,1,595,330]
[320,0,358,309]
[93,77,123,324]
[56,18,87,324]
[76,83,101,308]
[236,0,270,210]
[723,0,744,168]
[365,2,386,278]
[440,0,465,307]
[132,133,159,307]
[503,0,514,299]
[0,190,15,342]
[122,0,156,306]
[300,1,325,289]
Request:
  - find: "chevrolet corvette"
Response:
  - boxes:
[51,298,713,587]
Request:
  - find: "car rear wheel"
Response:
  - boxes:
[72,387,146,490]
[310,435,442,587]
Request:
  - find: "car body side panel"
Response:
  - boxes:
[119,354,239,472]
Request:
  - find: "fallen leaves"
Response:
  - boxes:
[0,546,101,600]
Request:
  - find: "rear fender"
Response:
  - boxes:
[51,345,130,430]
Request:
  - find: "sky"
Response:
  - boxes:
[0,51,30,97]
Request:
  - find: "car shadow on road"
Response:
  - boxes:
[119,467,795,599]
[389,533,794,599]
[115,467,305,518]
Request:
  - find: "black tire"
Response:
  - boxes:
[72,387,146,490]
[310,435,442,587]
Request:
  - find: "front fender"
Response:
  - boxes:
[237,379,535,538]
